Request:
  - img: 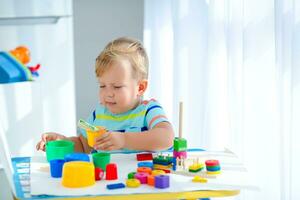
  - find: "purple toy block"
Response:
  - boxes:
[173,150,187,158]
[134,172,148,184]
[154,175,170,189]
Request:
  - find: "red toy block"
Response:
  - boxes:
[136,153,153,161]
[106,163,118,180]
[95,167,104,181]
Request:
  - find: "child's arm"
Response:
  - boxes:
[36,132,93,153]
[94,122,174,151]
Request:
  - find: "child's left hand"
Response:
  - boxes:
[94,132,125,151]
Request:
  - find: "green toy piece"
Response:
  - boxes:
[173,137,187,152]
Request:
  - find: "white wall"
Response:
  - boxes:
[73,0,144,124]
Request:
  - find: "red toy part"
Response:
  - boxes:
[106,163,118,180]
[95,167,104,181]
[136,153,153,161]
[205,159,220,166]
[28,64,41,72]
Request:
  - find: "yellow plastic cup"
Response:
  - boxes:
[61,161,95,188]
[86,126,106,147]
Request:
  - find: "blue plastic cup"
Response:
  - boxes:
[50,159,65,178]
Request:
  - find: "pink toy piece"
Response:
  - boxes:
[173,150,187,158]
[134,172,148,184]
[106,163,118,180]
[95,167,104,181]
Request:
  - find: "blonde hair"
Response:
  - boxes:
[95,37,149,80]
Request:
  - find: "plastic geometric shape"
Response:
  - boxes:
[151,169,165,176]
[95,167,104,181]
[173,150,187,158]
[154,175,170,189]
[205,159,220,166]
[173,137,187,152]
[50,159,65,178]
[136,153,153,161]
[137,161,153,169]
[61,161,95,188]
[106,163,118,180]
[46,140,74,162]
[106,183,125,190]
[137,167,152,174]
[147,175,155,186]
[192,175,207,183]
[64,153,90,162]
[86,126,106,147]
[153,155,173,165]
[126,178,141,188]
[127,172,136,179]
[134,172,148,184]
[92,152,111,171]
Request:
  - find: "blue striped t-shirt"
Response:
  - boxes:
[80,99,169,138]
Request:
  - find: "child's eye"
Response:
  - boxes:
[114,86,123,89]
[100,85,105,88]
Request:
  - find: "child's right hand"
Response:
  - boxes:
[36,132,66,152]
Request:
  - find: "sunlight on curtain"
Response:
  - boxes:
[144,0,300,199]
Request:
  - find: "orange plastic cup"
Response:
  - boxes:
[86,126,106,147]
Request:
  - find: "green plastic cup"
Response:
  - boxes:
[92,152,111,171]
[46,140,75,162]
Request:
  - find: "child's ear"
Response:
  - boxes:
[137,79,148,96]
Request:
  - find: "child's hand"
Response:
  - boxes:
[94,132,125,151]
[36,132,66,152]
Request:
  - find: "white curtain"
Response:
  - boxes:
[144,0,300,199]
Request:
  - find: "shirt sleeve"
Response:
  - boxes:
[145,100,169,129]
[79,109,96,138]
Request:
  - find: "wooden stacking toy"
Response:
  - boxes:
[173,102,187,159]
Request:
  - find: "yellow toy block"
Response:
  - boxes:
[126,178,141,188]
[192,175,207,183]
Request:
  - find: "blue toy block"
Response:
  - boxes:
[106,183,126,190]
[64,153,90,162]
[137,161,153,169]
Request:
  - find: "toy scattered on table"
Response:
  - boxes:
[134,172,148,184]
[137,161,153,169]
[95,167,104,181]
[192,175,207,183]
[154,175,170,189]
[106,163,118,180]
[126,178,141,188]
[127,171,136,179]
[0,46,41,83]
[205,159,221,174]
[136,152,153,161]
[137,167,152,174]
[50,159,65,178]
[64,153,90,162]
[61,161,95,188]
[106,183,125,190]
[92,152,111,171]
[46,140,75,162]
[78,119,107,147]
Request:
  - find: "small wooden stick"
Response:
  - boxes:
[179,101,183,138]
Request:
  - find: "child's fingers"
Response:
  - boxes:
[95,132,110,143]
[95,140,112,150]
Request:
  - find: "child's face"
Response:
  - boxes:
[98,59,144,114]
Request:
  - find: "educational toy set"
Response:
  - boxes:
[45,107,222,191]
